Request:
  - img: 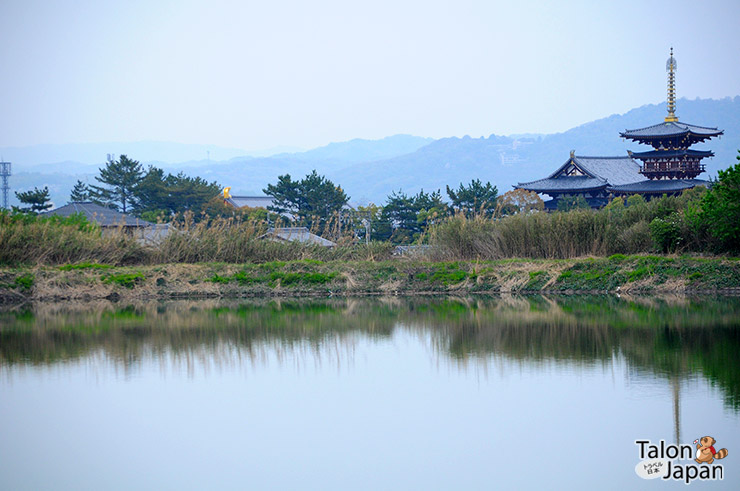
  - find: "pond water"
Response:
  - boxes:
[1,295,739,490]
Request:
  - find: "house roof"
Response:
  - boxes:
[259,227,336,247]
[225,196,275,209]
[620,121,723,141]
[609,179,709,194]
[44,202,154,227]
[517,155,646,193]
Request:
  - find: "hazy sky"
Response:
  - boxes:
[1,0,738,151]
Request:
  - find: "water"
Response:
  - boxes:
[1,296,739,490]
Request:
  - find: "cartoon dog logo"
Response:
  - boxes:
[694,436,728,464]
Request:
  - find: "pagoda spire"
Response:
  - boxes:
[665,47,678,122]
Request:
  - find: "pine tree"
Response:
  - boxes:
[69,180,91,203]
[89,155,143,213]
[446,179,498,218]
[15,186,53,213]
[264,170,349,234]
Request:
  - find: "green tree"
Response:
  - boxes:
[378,189,448,243]
[699,152,740,252]
[15,186,53,213]
[264,170,349,234]
[69,180,91,202]
[135,166,222,219]
[90,155,143,213]
[446,179,498,218]
[557,194,590,212]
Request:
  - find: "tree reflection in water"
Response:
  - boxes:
[1,295,739,417]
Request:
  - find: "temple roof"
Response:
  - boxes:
[629,149,714,159]
[609,179,708,194]
[517,155,646,193]
[516,176,607,193]
[620,121,722,140]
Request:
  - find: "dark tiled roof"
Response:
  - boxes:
[516,176,607,193]
[517,155,646,192]
[226,196,275,209]
[609,179,709,194]
[569,156,645,186]
[44,202,153,227]
[629,149,713,159]
[620,121,723,139]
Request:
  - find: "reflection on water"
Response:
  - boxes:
[1,295,739,489]
[2,295,739,409]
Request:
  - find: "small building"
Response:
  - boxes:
[43,202,173,244]
[259,227,336,247]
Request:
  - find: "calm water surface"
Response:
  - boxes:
[1,296,739,490]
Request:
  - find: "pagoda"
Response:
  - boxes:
[612,48,723,194]
[517,49,724,208]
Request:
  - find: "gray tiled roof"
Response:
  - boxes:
[620,121,723,139]
[609,179,708,194]
[44,202,153,227]
[226,196,275,209]
[516,176,607,192]
[629,149,713,159]
[260,227,336,247]
[569,156,645,186]
[517,155,646,192]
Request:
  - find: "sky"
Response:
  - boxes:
[1,0,739,152]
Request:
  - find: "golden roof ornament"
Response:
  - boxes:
[665,47,678,122]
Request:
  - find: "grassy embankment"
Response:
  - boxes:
[2,255,739,301]
[2,191,740,301]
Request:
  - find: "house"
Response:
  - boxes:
[222,187,275,209]
[43,202,173,244]
[259,227,336,247]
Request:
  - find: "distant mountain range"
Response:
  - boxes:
[3,97,738,208]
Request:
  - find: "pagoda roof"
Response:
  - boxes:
[517,155,646,193]
[608,179,708,194]
[620,121,723,140]
[629,149,714,159]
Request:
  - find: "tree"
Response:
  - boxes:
[69,180,91,202]
[15,186,52,213]
[90,155,143,213]
[378,189,448,243]
[556,194,590,212]
[135,166,223,219]
[264,170,349,234]
[699,152,740,252]
[446,179,498,218]
[496,189,544,216]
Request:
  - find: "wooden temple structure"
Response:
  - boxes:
[516,49,723,210]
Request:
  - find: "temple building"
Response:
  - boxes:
[516,49,723,209]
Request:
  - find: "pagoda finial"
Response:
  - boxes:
[665,47,678,122]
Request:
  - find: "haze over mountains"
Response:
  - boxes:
[4,96,738,208]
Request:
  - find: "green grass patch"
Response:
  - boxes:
[14,273,34,291]
[102,272,145,289]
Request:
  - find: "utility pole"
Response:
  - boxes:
[0,161,11,209]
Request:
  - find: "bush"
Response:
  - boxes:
[699,156,740,253]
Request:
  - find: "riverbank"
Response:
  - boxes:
[2,255,739,302]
